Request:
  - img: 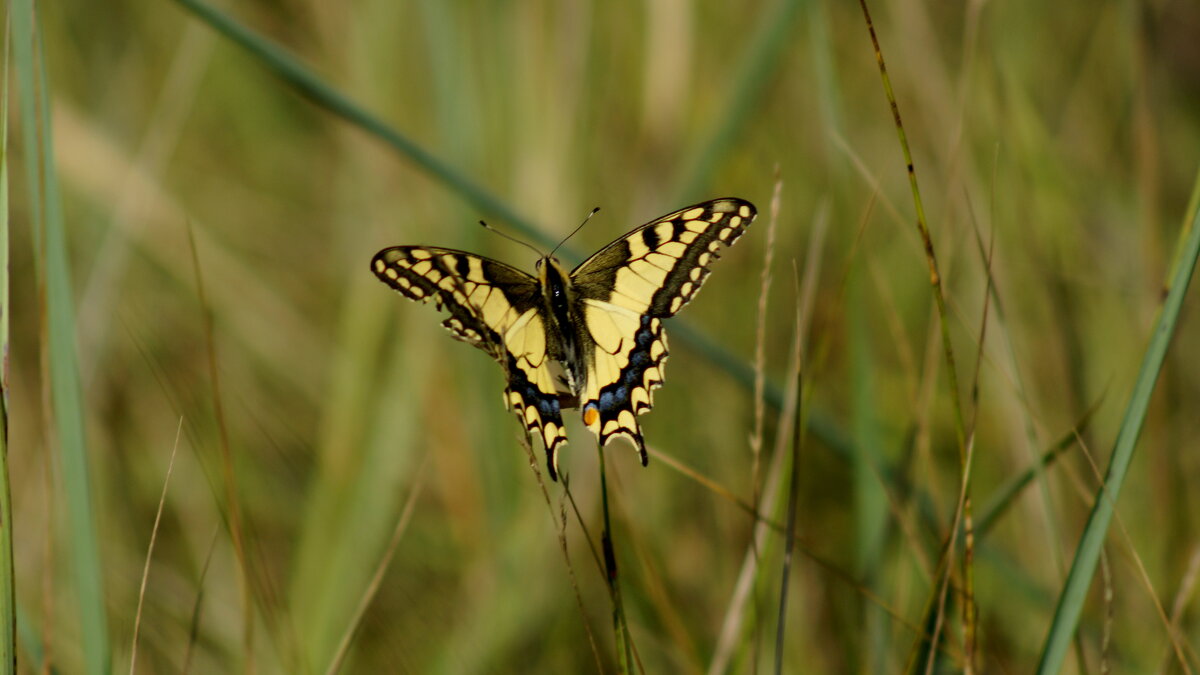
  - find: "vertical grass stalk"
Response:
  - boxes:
[13,1,111,670]
[1036,166,1200,674]
[597,445,633,674]
[773,353,803,675]
[854,0,967,455]
[856,1,974,668]
[748,174,782,673]
[129,420,183,675]
[0,8,15,671]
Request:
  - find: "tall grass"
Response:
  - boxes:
[9,0,1200,672]
[0,5,15,673]
[1038,167,1200,673]
[14,0,108,672]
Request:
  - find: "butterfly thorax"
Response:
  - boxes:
[537,256,586,396]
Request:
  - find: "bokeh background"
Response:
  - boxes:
[9,0,1200,672]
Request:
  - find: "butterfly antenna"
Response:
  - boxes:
[478,219,544,258]
[550,207,600,258]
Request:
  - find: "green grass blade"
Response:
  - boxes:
[1036,166,1200,674]
[0,7,15,672]
[15,604,44,672]
[12,1,110,671]
[12,9,37,264]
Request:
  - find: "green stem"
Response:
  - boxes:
[1036,164,1200,674]
[598,446,632,674]
[0,9,14,670]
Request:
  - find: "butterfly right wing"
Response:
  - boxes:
[567,198,756,461]
[371,246,569,464]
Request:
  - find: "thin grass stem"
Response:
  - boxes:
[0,8,14,671]
[324,455,430,675]
[773,267,805,675]
[130,418,183,675]
[597,445,633,674]
[557,482,606,675]
[856,2,976,669]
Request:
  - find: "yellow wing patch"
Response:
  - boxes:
[370,246,568,473]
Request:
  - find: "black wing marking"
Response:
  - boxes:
[568,198,756,461]
[572,198,755,317]
[371,246,569,468]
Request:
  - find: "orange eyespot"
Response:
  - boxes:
[583,405,599,426]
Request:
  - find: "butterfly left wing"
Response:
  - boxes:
[371,246,570,466]
[569,198,756,461]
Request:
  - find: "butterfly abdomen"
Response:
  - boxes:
[537,256,586,396]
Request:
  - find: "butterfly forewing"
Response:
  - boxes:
[370,246,570,460]
[572,198,755,316]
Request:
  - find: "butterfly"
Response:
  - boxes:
[371,197,756,480]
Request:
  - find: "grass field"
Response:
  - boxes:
[6,0,1200,672]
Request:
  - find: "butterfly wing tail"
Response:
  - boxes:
[505,388,568,481]
[582,408,651,467]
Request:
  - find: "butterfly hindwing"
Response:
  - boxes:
[575,302,668,460]
[371,247,569,462]
[571,198,756,460]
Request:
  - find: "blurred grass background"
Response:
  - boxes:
[8,0,1200,672]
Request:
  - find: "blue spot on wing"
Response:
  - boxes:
[636,322,656,349]
[538,397,559,417]
[623,366,641,388]
[599,390,616,412]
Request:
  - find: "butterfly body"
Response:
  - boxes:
[372,198,756,480]
[534,256,585,397]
